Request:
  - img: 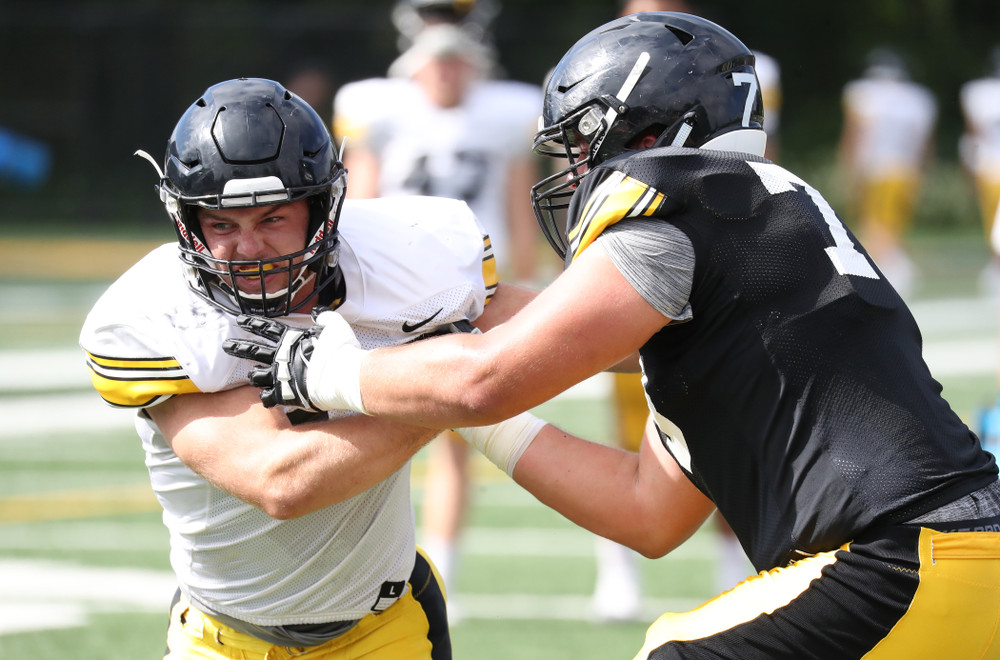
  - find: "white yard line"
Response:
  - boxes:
[0,391,136,438]
[0,559,176,635]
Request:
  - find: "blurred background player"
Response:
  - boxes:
[962,47,1000,460]
[960,46,1000,296]
[333,0,545,614]
[837,47,937,299]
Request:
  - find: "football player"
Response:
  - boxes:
[962,47,1000,267]
[390,0,499,53]
[605,0,782,611]
[837,47,937,298]
[79,77,533,660]
[229,13,1000,659]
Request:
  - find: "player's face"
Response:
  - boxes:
[196,200,312,298]
[413,55,476,108]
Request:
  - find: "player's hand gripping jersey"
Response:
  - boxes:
[570,146,997,571]
[79,196,496,626]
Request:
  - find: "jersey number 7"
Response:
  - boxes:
[747,161,880,280]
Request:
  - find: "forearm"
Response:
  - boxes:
[510,425,651,547]
[507,421,715,558]
[359,333,546,427]
[257,415,437,518]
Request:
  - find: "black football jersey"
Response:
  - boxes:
[568,147,998,570]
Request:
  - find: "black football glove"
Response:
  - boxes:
[222,312,324,411]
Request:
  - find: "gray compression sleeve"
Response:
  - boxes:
[597,218,695,323]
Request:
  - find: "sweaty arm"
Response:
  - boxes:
[357,219,693,427]
[358,240,671,427]
[147,385,437,519]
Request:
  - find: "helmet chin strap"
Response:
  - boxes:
[210,266,316,316]
[669,114,697,147]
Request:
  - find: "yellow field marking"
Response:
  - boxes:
[0,484,160,523]
[0,238,167,280]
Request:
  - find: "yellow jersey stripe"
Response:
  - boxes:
[86,351,183,371]
[482,235,498,303]
[87,365,200,408]
[84,350,199,407]
[571,175,665,260]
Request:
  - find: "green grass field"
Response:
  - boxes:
[0,227,997,659]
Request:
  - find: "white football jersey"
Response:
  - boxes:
[79,196,495,626]
[334,76,541,269]
[960,76,1000,174]
[842,77,937,175]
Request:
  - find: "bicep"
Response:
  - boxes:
[149,386,278,465]
[360,242,670,425]
[634,414,716,554]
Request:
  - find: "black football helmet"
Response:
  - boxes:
[531,12,765,259]
[148,78,346,317]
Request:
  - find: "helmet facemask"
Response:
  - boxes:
[531,51,650,260]
[145,78,347,318]
[164,172,346,318]
[530,105,605,259]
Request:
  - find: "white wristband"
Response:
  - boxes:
[454,412,547,476]
[306,311,369,414]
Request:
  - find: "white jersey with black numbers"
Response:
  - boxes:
[79,196,495,626]
[334,76,540,268]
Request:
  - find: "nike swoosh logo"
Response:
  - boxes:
[402,307,444,333]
